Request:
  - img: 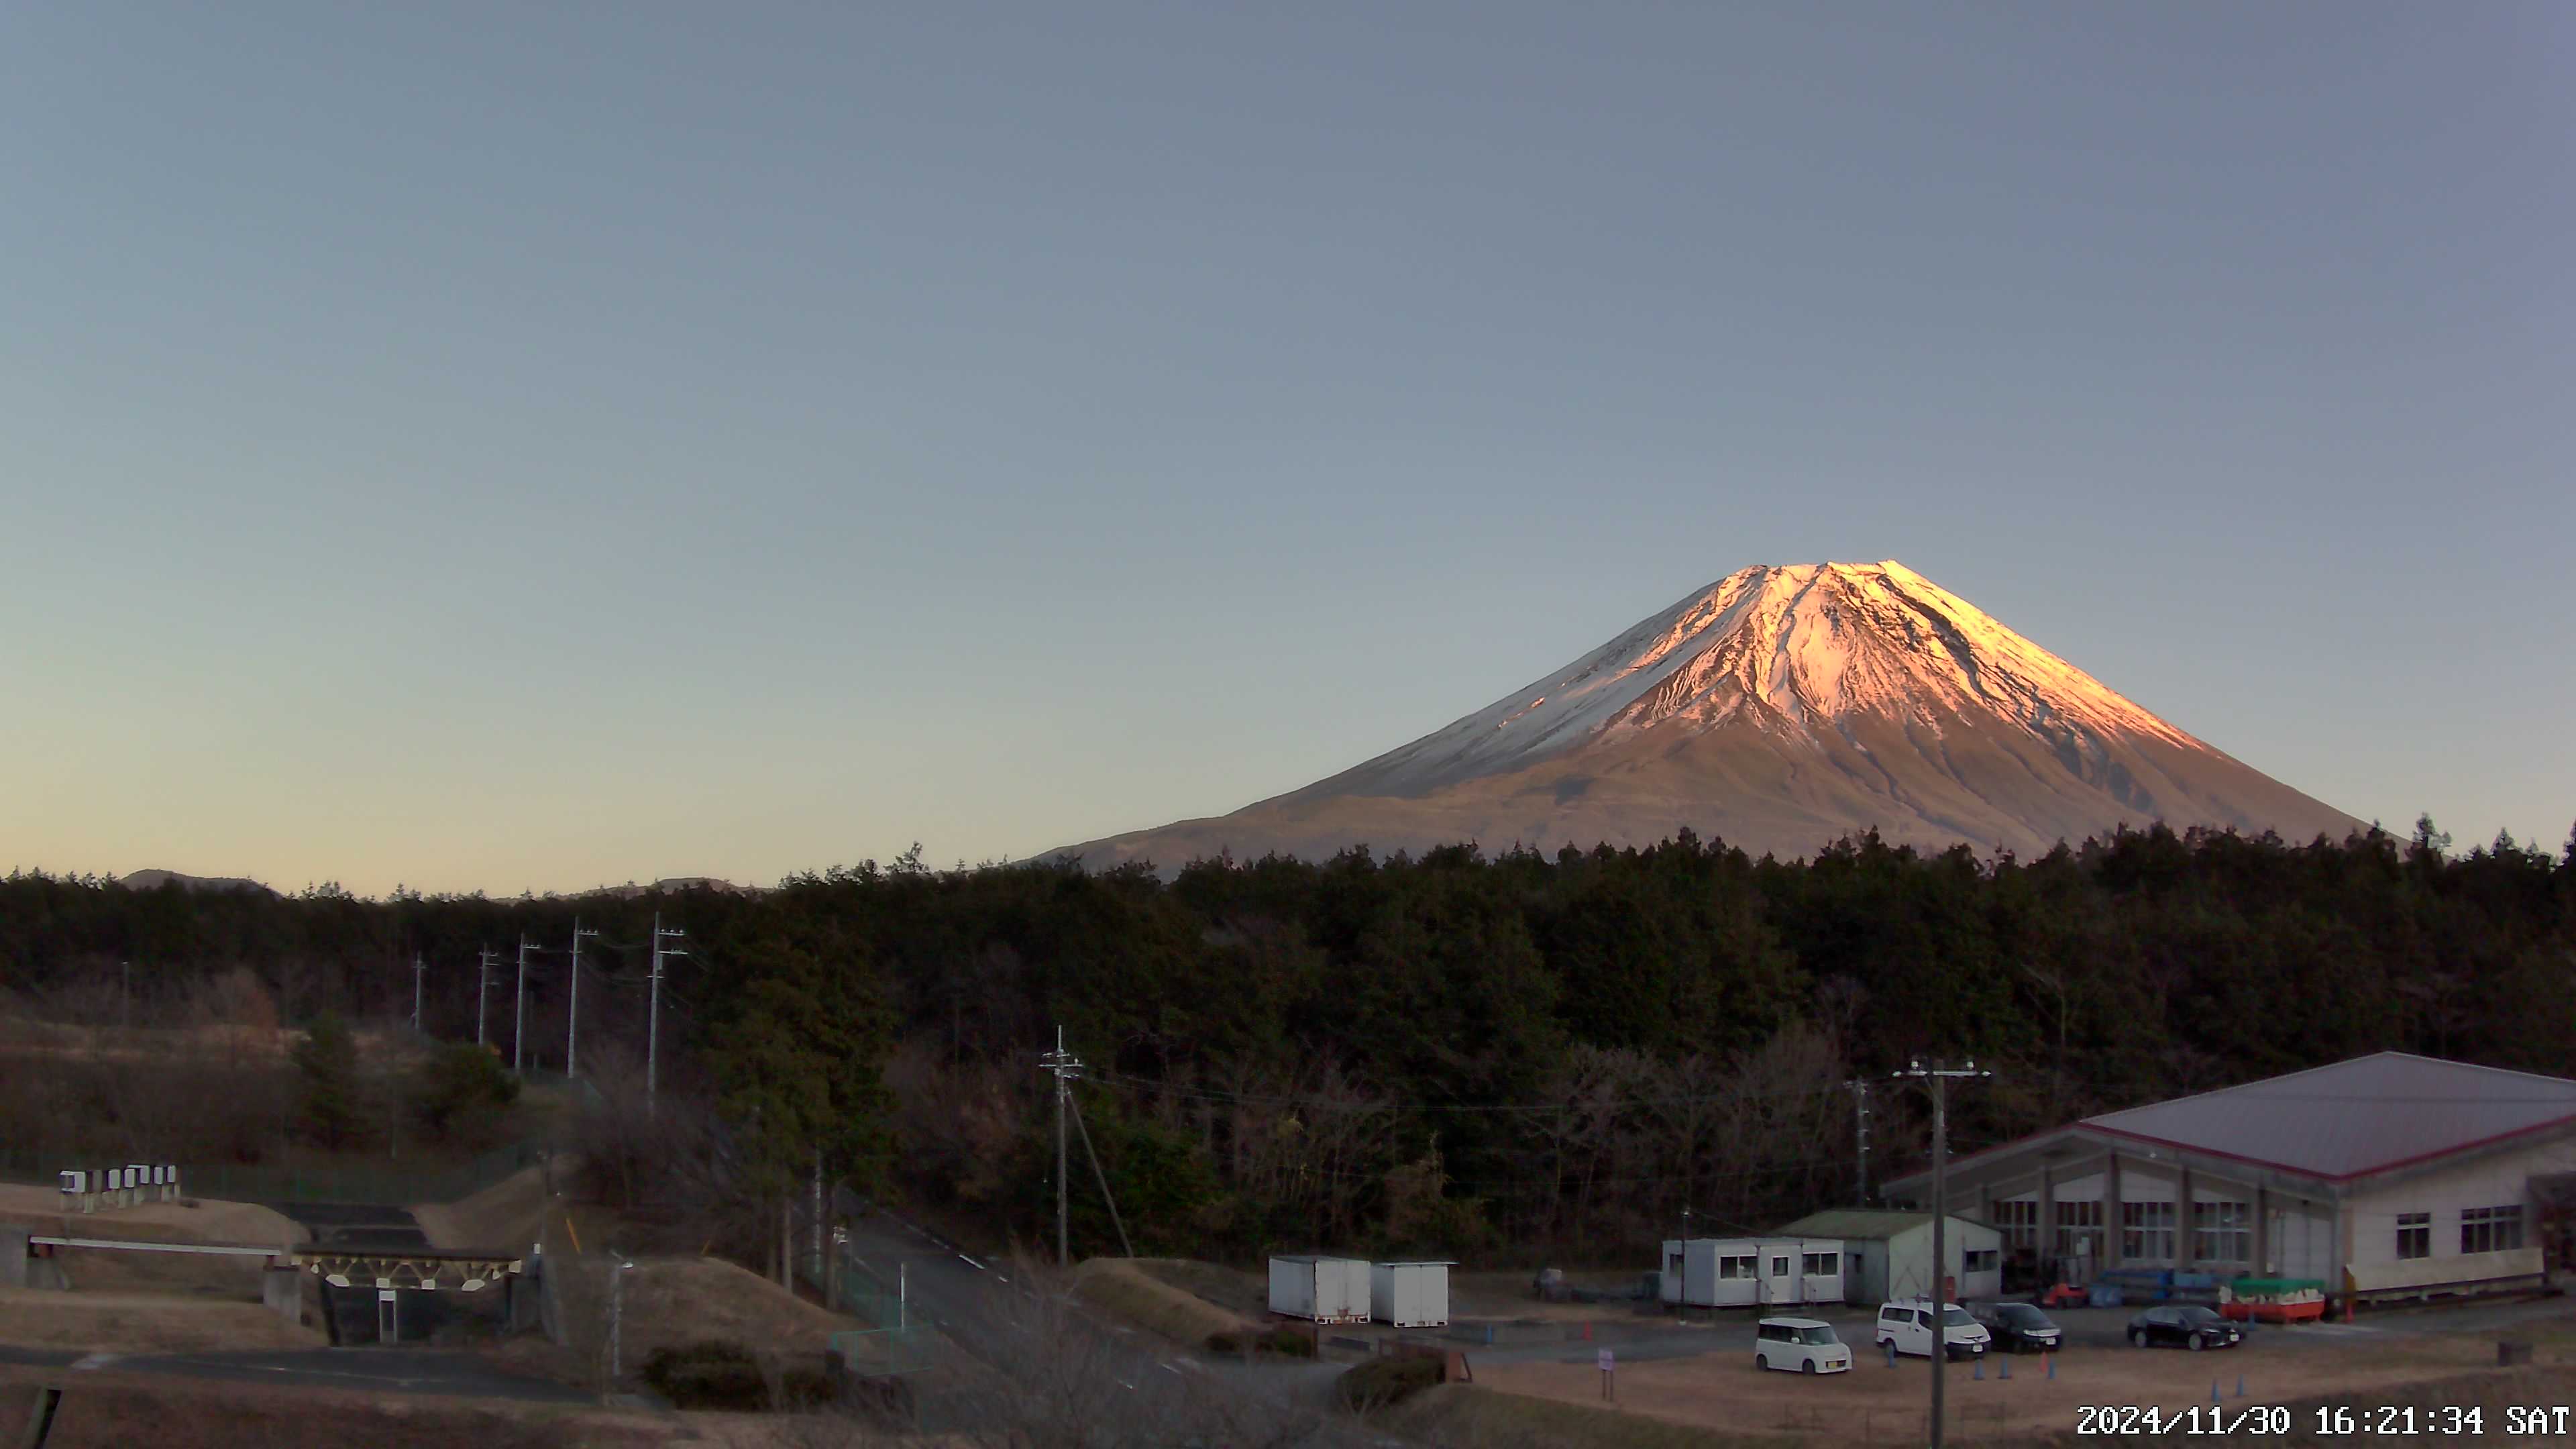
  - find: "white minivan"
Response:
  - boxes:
[1754,1316,1851,1374]
[1874,1299,1991,1360]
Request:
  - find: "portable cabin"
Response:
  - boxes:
[1774,1211,2000,1305]
[1369,1261,1453,1328]
[1658,1238,1844,1307]
[1269,1255,1370,1323]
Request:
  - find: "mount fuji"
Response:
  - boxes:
[1059,561,2362,871]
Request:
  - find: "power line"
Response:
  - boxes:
[1086,1067,1856,1116]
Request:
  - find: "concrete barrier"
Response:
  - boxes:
[264,1267,305,1325]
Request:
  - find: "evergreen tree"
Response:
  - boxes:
[290,1011,362,1148]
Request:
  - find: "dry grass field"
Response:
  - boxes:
[0,1366,665,1449]
[1468,1324,2569,1447]
[1075,1258,1256,1346]
[0,1289,322,1353]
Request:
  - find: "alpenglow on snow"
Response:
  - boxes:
[1060,561,2361,871]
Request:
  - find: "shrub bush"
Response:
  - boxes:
[641,1339,769,1411]
[1264,1326,1317,1358]
[776,1364,835,1410]
[1205,1331,1241,1354]
[1336,1356,1443,1411]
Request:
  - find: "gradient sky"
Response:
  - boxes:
[6,3,2569,896]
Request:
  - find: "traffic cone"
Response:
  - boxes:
[1998,1354,2010,1380]
[2045,1351,2055,1380]
[1973,1356,1984,1381]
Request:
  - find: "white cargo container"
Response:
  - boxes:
[1369,1260,1453,1328]
[1269,1255,1371,1323]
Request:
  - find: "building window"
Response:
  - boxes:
[1719,1254,1756,1279]
[1992,1199,2038,1252]
[2461,1205,2524,1254]
[2054,1200,2104,1260]
[2396,1212,2430,1260]
[1963,1248,1998,1273]
[1802,1252,1839,1277]
[2193,1202,2251,1263]
[2122,1201,2177,1261]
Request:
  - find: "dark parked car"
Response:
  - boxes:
[2127,1305,2243,1351]
[1970,1301,2063,1353]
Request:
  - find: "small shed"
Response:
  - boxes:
[1772,1210,2001,1305]
[1370,1260,1453,1328]
[1657,1238,1843,1307]
[1269,1256,1370,1323]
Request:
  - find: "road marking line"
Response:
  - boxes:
[70,1353,120,1371]
[957,1252,986,1271]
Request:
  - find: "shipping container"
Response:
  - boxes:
[1369,1260,1453,1328]
[1268,1256,1370,1323]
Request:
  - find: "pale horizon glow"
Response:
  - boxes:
[5,3,2570,896]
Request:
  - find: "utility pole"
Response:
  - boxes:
[648,914,686,1116]
[1849,1079,1873,1205]
[514,936,535,1073]
[1039,1026,1084,1267]
[476,948,498,1047]
[568,918,600,1079]
[413,952,426,1034]
[1893,1059,1992,1449]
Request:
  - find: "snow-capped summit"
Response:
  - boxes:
[1061,561,2361,871]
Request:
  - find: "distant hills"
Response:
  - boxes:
[1059,560,2363,871]
[119,869,274,896]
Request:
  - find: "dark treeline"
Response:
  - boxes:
[5,818,2572,1265]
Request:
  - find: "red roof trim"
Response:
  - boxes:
[1896,1112,2576,1193]
[2006,1114,2576,1186]
[2329,1112,2576,1181]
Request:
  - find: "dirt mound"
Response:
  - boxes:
[1073,1258,1256,1346]
[1132,1257,1269,1318]
[411,1164,551,1253]
[0,1187,308,1299]
[0,1289,323,1353]
[612,1257,850,1367]
[0,1184,307,1247]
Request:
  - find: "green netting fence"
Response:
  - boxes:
[822,1241,935,1375]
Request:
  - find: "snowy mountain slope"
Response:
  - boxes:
[1059,561,2362,871]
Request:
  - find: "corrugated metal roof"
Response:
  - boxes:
[2079,1052,2576,1180]
[1774,1209,1992,1240]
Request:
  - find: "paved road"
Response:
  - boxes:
[0,1344,590,1402]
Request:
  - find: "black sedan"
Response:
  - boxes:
[1970,1301,2064,1353]
[2127,1305,2243,1351]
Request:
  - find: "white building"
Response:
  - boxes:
[1772,1210,1999,1305]
[1658,1236,1844,1308]
[1881,1053,2571,1306]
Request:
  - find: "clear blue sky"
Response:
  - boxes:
[6,2,2569,894]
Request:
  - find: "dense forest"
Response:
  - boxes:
[4,818,2571,1266]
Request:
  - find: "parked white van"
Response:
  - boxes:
[1753,1317,1851,1374]
[1874,1299,1990,1360]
